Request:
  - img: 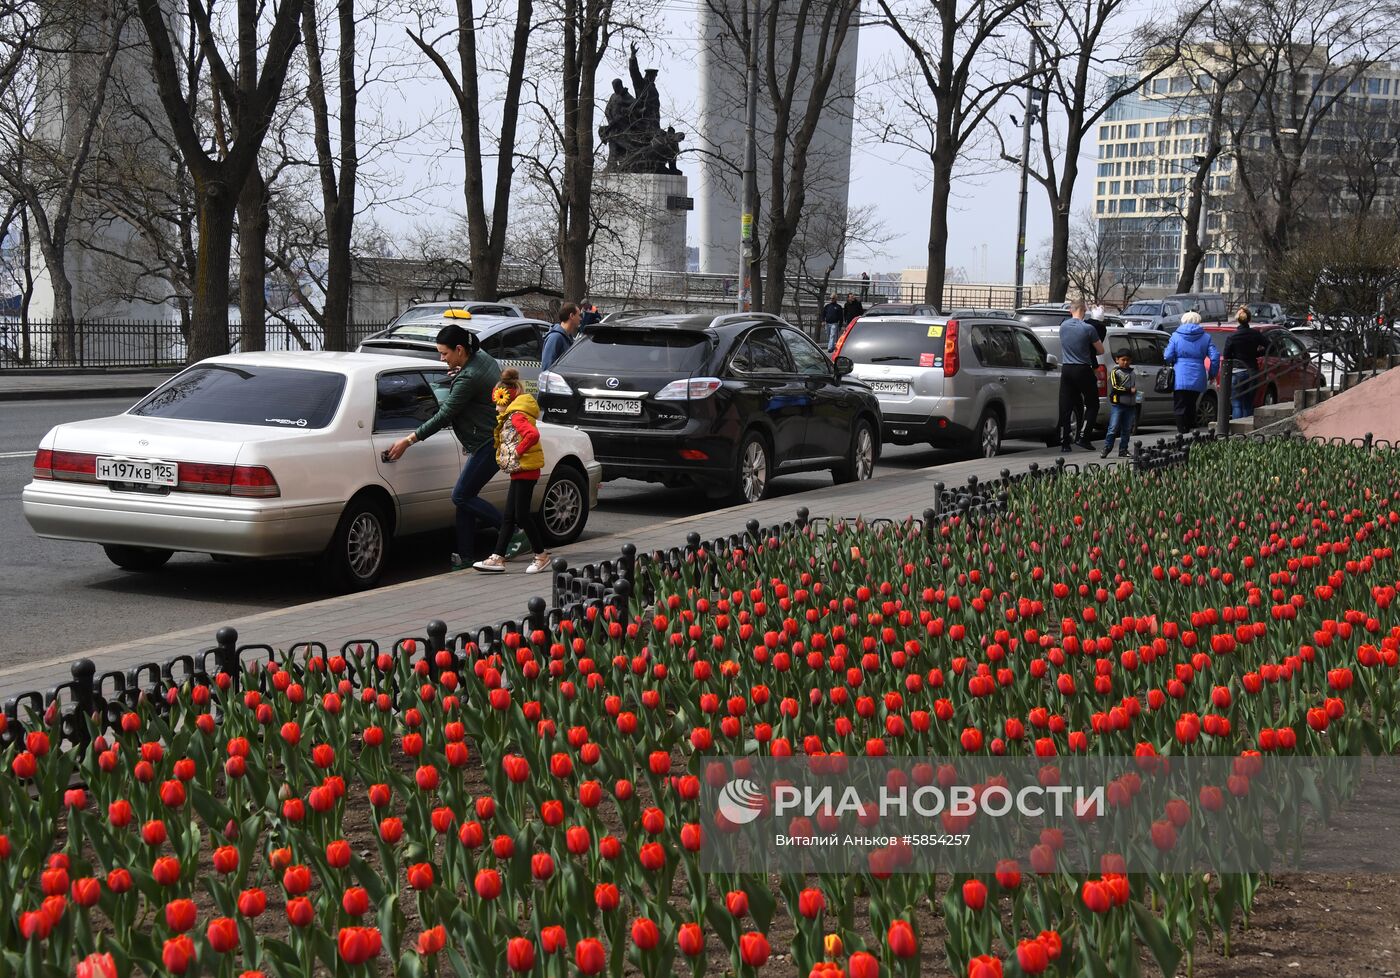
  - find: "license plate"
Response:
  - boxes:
[584,397,642,416]
[869,380,910,395]
[96,457,177,487]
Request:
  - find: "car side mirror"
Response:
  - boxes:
[1045,354,1060,370]
[833,355,854,376]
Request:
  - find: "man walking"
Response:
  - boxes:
[1223,306,1267,418]
[821,294,844,352]
[542,302,582,372]
[1057,298,1104,452]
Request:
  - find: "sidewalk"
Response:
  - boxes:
[0,370,176,401]
[0,446,1122,703]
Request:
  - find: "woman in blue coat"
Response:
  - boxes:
[1163,312,1221,432]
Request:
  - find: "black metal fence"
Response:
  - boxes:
[3,427,1392,752]
[0,319,389,370]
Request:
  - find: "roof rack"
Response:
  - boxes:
[707,312,785,328]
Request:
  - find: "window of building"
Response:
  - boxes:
[1097,181,1106,195]
[1170,178,1185,193]
[1170,75,1190,93]
[1369,78,1382,94]
[1097,162,1113,176]
[1108,199,1118,213]
[1126,123,1140,138]
[1109,180,1120,194]
[1120,199,1137,213]
[1097,199,1106,214]
[1153,78,1168,95]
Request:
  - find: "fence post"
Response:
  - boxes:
[216,627,239,681]
[71,658,97,752]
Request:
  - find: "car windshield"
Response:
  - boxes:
[130,365,346,429]
[1125,302,1162,315]
[840,320,947,365]
[560,329,711,373]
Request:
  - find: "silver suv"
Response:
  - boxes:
[838,314,1062,457]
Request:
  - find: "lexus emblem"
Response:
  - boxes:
[605,377,620,389]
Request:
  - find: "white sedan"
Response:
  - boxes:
[22,352,602,591]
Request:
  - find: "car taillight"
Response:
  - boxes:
[832,318,858,359]
[655,377,723,400]
[1095,364,1108,396]
[40,450,97,482]
[537,370,574,396]
[178,463,280,497]
[943,319,960,377]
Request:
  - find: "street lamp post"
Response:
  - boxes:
[1013,21,1051,310]
[738,0,761,312]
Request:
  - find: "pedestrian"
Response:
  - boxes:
[860,271,870,300]
[1056,298,1104,452]
[580,301,603,327]
[842,292,865,326]
[472,368,553,575]
[386,321,507,570]
[1163,311,1221,432]
[541,302,582,372]
[1222,305,1267,419]
[1101,348,1137,459]
[821,293,844,353]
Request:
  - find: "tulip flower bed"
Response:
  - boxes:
[3,437,1400,978]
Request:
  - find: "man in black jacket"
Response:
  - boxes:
[842,293,865,327]
[1223,307,1268,419]
[821,294,844,352]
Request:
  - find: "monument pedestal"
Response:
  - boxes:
[592,171,692,275]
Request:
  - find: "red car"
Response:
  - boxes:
[1199,323,1323,423]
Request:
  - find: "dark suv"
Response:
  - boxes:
[536,314,882,503]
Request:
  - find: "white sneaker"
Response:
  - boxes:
[472,554,506,573]
[524,552,552,575]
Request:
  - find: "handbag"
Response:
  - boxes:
[496,416,524,473]
[1154,366,1174,394]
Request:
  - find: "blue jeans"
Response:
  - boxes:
[1231,368,1254,419]
[452,444,502,556]
[1103,404,1136,453]
[824,322,840,351]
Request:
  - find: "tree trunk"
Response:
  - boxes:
[189,184,236,363]
[41,239,78,365]
[1046,199,1071,302]
[238,167,268,352]
[924,150,954,310]
[323,204,352,351]
[1176,179,1206,295]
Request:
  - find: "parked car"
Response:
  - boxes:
[1121,292,1228,331]
[380,299,524,324]
[1028,325,1177,432]
[536,313,881,503]
[358,311,554,389]
[1196,323,1324,424]
[22,353,601,591]
[861,302,941,318]
[1244,301,1287,323]
[1014,303,1071,330]
[599,307,674,324]
[838,312,1065,457]
[1291,325,1400,387]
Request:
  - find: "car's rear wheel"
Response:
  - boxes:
[731,431,771,504]
[103,545,173,572]
[1196,393,1218,428]
[967,409,1002,458]
[538,465,589,548]
[319,496,390,592]
[833,418,876,484]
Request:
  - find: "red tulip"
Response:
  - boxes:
[887,919,918,958]
[961,878,987,911]
[237,888,267,918]
[342,887,370,916]
[406,862,435,890]
[725,890,750,917]
[152,857,181,887]
[338,926,382,965]
[474,869,502,900]
[417,925,447,956]
[739,931,771,967]
[282,864,312,895]
[967,954,1003,978]
[575,938,607,975]
[1016,939,1049,974]
[286,897,314,928]
[165,898,197,932]
[141,819,168,846]
[207,916,238,953]
[678,922,705,957]
[506,936,535,971]
[631,917,660,950]
[1081,879,1113,913]
[75,953,117,978]
[797,887,825,918]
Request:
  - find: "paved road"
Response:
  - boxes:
[0,398,1066,664]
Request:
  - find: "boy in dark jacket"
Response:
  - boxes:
[1101,349,1138,458]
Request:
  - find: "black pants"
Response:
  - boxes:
[1057,365,1098,446]
[494,479,546,556]
[1172,389,1200,432]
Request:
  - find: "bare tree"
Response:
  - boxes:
[1224,0,1400,287]
[787,202,892,330]
[408,0,534,302]
[1015,1,1199,302]
[870,0,1030,311]
[134,0,306,362]
[0,0,129,360]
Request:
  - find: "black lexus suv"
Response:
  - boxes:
[536,313,882,503]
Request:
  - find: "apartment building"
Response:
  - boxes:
[1093,57,1400,300]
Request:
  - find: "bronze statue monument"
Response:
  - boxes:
[599,44,685,175]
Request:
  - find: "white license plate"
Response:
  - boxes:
[869,380,910,395]
[96,457,178,487]
[584,397,642,416]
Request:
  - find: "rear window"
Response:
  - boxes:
[1016,312,1067,330]
[560,329,711,373]
[841,320,948,365]
[130,365,346,429]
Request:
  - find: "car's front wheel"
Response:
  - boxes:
[731,431,771,504]
[833,418,876,484]
[103,545,173,572]
[538,465,590,548]
[319,496,390,592]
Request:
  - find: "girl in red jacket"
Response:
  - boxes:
[473,368,551,573]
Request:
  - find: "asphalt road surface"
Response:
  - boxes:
[1,397,1060,663]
